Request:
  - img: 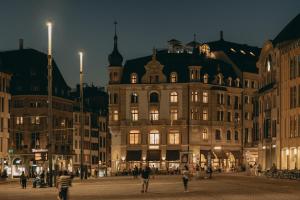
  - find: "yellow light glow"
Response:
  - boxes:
[214,146,222,150]
[286,149,289,156]
[46,22,52,56]
[79,51,83,73]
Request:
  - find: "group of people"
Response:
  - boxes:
[248,163,263,176]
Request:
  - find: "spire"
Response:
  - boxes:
[108,21,123,67]
[192,34,199,55]
[152,47,157,60]
[114,21,118,49]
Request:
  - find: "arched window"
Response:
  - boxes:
[226,130,231,140]
[203,74,208,84]
[228,77,232,86]
[131,92,138,103]
[131,73,137,84]
[217,74,223,85]
[170,91,178,103]
[150,92,159,103]
[170,72,177,83]
[129,130,140,144]
[235,78,240,87]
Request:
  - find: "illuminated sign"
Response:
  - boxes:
[34,152,48,161]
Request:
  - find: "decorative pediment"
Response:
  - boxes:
[142,49,167,83]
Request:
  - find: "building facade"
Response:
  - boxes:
[0,71,11,175]
[257,13,300,170]
[107,26,260,173]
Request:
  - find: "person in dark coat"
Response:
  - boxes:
[20,171,27,189]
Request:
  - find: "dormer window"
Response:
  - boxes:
[204,74,208,84]
[131,73,137,84]
[170,72,177,83]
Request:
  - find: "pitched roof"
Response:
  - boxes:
[122,51,239,84]
[205,39,260,73]
[0,48,71,98]
[273,13,300,45]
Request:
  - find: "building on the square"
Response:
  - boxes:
[107,24,261,173]
[71,84,108,177]
[257,13,300,170]
[0,67,12,175]
[0,41,74,177]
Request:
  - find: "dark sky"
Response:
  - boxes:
[0,0,299,88]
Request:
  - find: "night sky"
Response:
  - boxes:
[0,0,299,88]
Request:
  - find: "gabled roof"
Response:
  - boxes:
[205,39,260,73]
[0,48,71,98]
[273,13,300,45]
[122,51,239,84]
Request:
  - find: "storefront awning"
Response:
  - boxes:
[147,150,161,161]
[126,150,142,161]
[166,150,180,161]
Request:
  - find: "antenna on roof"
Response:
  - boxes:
[220,30,224,41]
[152,47,157,60]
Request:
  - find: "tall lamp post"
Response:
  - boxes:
[79,52,84,180]
[47,22,53,187]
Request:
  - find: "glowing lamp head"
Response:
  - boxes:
[79,51,83,73]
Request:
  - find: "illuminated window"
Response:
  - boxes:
[191,91,199,102]
[131,109,139,121]
[131,92,138,103]
[170,72,177,83]
[170,109,178,120]
[131,73,137,84]
[170,92,178,103]
[149,130,160,144]
[201,44,210,55]
[31,116,40,125]
[169,130,180,144]
[203,92,208,103]
[60,119,65,127]
[202,129,208,140]
[113,110,119,121]
[149,109,159,121]
[16,116,23,125]
[203,109,208,120]
[204,74,208,84]
[129,130,140,144]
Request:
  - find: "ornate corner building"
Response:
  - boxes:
[107,23,261,172]
[257,13,300,170]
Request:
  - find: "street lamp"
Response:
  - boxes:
[47,21,53,187]
[79,51,84,180]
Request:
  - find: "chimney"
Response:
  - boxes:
[19,38,24,50]
[220,31,224,41]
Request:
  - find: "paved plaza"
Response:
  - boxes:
[0,174,299,200]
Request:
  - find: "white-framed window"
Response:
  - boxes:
[202,129,208,140]
[203,92,208,103]
[217,110,224,121]
[236,78,240,87]
[131,73,137,84]
[170,72,177,83]
[149,130,160,144]
[150,109,159,121]
[169,130,180,144]
[170,92,178,103]
[245,95,250,104]
[217,93,224,104]
[203,109,208,120]
[31,116,40,125]
[16,116,23,125]
[129,130,140,144]
[113,110,119,121]
[170,109,178,120]
[131,109,139,121]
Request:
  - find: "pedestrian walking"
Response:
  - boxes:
[56,171,72,200]
[20,171,27,189]
[182,165,189,192]
[140,165,151,193]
